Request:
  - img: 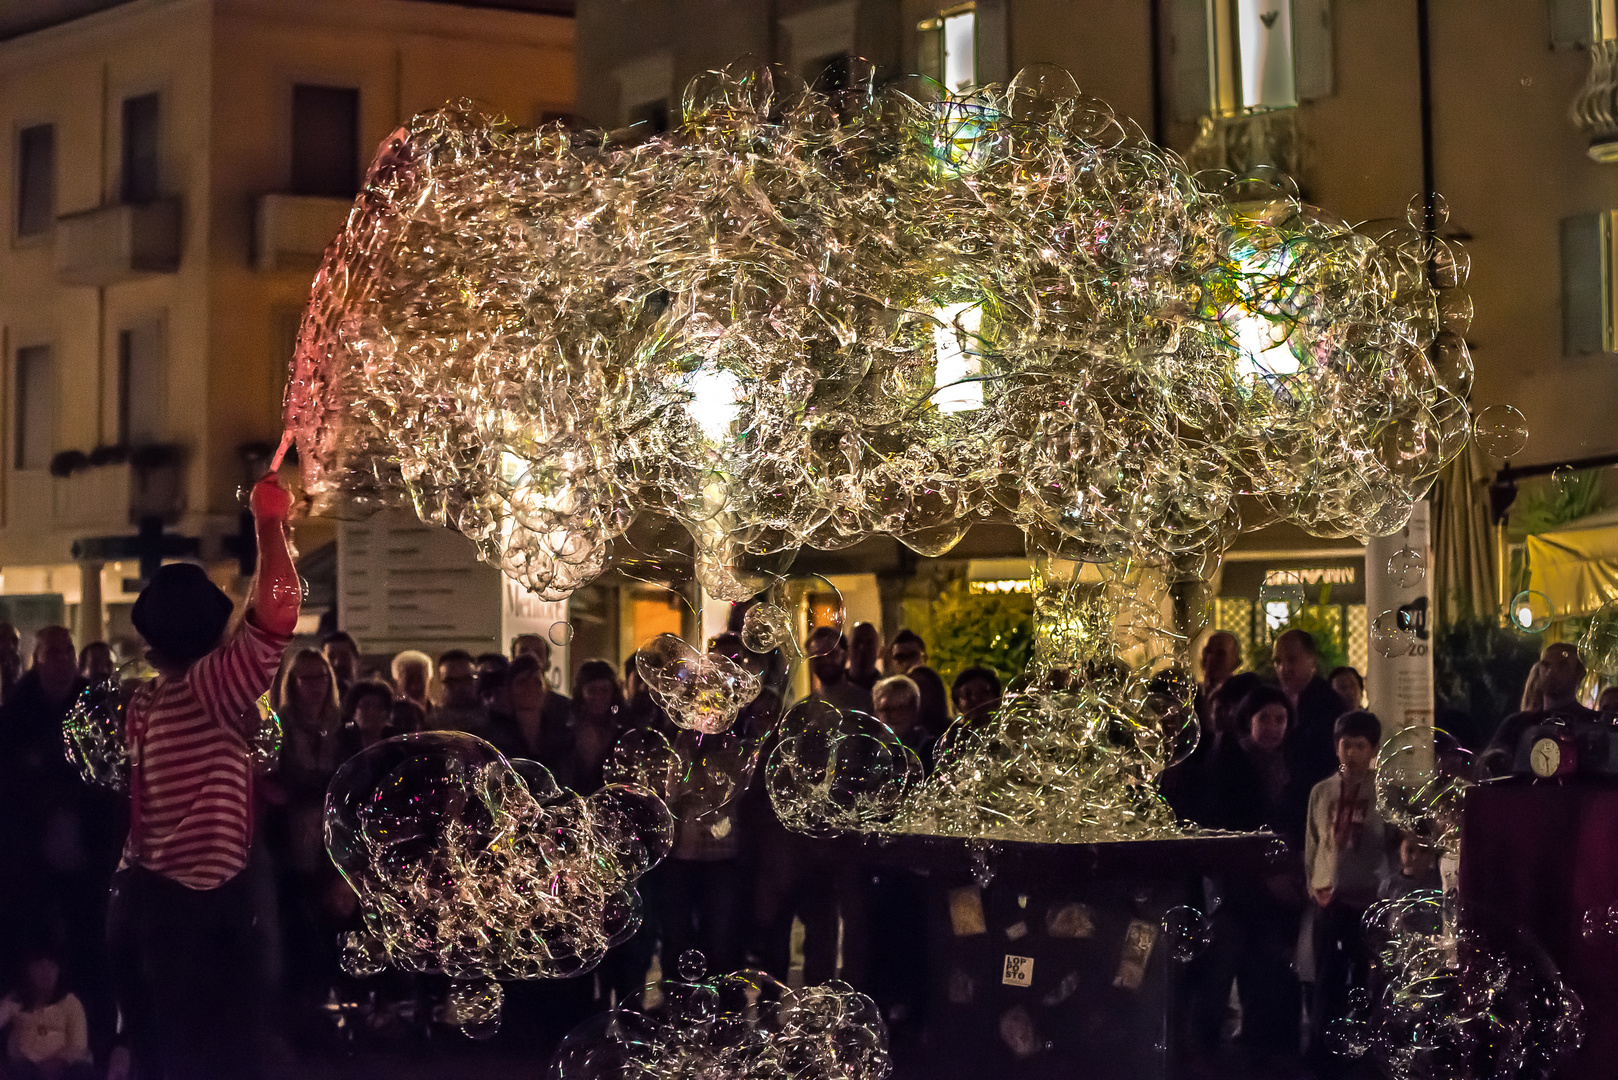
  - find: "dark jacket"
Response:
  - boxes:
[1284,675,1350,794]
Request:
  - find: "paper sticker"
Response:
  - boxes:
[1004,920,1029,941]
[1045,901,1096,939]
[1002,954,1034,987]
[948,886,987,936]
[1112,919,1158,991]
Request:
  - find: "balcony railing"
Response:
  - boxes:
[54,200,182,285]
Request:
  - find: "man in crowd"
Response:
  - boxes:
[390,650,433,715]
[1273,629,1347,792]
[434,649,489,735]
[319,631,360,697]
[1482,641,1597,777]
[951,666,1003,726]
[803,627,872,714]
[886,630,949,735]
[1195,630,1242,732]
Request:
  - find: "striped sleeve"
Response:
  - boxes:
[188,618,293,734]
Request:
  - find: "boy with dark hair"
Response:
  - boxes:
[108,474,298,1080]
[1304,709,1387,1071]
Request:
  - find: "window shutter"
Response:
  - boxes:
[1168,0,1213,123]
[1293,0,1334,101]
[975,0,1010,86]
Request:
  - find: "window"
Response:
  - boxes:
[121,92,161,203]
[14,345,53,471]
[291,85,359,198]
[117,320,165,445]
[16,124,54,238]
[1208,0,1297,116]
[918,5,978,94]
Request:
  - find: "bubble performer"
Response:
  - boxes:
[285,62,1468,844]
[105,473,299,1080]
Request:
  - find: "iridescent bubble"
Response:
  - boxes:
[325,732,671,983]
[1473,404,1529,458]
[766,700,924,835]
[676,949,707,982]
[551,967,888,1080]
[1371,609,1416,658]
[1386,546,1426,587]
[549,620,575,647]
[282,62,1469,846]
[740,602,791,653]
[449,979,503,1040]
[1161,906,1211,962]
[636,633,762,734]
[1509,589,1554,633]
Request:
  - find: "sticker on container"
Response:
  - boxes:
[1002,954,1034,987]
[1112,918,1158,991]
[1005,920,1029,941]
[1045,901,1095,939]
[948,886,987,936]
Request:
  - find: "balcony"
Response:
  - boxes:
[53,200,182,285]
[254,193,350,272]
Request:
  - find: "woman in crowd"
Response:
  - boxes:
[337,680,398,759]
[1193,685,1307,1067]
[268,650,347,1023]
[0,944,95,1080]
[565,660,626,795]
[485,654,571,773]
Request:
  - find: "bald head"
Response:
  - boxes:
[1539,642,1585,707]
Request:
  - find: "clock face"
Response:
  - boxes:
[1531,737,1562,778]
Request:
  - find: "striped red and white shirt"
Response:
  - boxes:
[121,619,292,890]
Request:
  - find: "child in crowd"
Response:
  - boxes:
[1304,710,1387,1071]
[107,472,299,1080]
[0,944,95,1080]
[1380,832,1443,901]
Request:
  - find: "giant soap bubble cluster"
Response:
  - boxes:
[549,960,890,1080]
[287,62,1468,842]
[325,732,671,984]
[1332,893,1583,1080]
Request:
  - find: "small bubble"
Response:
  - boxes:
[548,620,575,647]
[1474,405,1529,459]
[1509,590,1553,633]
[1386,546,1425,588]
[676,949,708,982]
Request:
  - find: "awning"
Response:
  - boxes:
[1526,505,1618,618]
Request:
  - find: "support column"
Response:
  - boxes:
[78,560,104,644]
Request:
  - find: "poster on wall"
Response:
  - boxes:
[1364,500,1433,763]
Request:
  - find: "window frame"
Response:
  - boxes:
[14,121,55,242]
[289,83,361,198]
[13,342,54,473]
[120,90,163,204]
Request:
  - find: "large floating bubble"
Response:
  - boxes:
[325,732,671,984]
[286,62,1467,843]
[1335,893,1583,1080]
[549,966,891,1080]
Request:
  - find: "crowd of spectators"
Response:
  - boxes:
[1,602,1598,1078]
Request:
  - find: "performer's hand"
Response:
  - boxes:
[251,473,292,521]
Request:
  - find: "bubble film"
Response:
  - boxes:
[63,668,282,790]
[1334,893,1583,1080]
[548,964,890,1080]
[766,699,924,835]
[1376,725,1473,857]
[325,731,671,983]
[287,64,1467,842]
[635,632,761,733]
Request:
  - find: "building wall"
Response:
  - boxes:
[0,0,574,646]
[0,0,214,568]
[207,0,574,515]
